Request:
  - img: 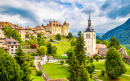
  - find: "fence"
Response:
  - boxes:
[38,61,51,81]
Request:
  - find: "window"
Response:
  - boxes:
[11,49,13,51]
[16,46,17,48]
[11,53,13,55]
[8,42,11,44]
[11,46,13,48]
[15,49,17,51]
[86,34,90,38]
[14,42,16,44]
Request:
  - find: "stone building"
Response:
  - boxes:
[83,12,96,55]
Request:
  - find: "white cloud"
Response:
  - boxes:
[0,0,130,35]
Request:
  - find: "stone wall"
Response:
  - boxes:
[22,49,37,53]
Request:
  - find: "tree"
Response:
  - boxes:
[105,47,126,79]
[102,40,110,48]
[96,39,102,44]
[14,46,31,81]
[95,56,100,62]
[38,39,45,47]
[60,60,64,65]
[0,53,23,81]
[30,43,37,49]
[68,53,81,81]
[68,32,73,39]
[71,37,76,47]
[46,43,52,55]
[80,63,89,81]
[67,48,75,64]
[56,34,61,40]
[89,56,94,63]
[4,25,22,42]
[0,48,4,54]
[37,46,47,56]
[86,63,95,78]
[109,36,120,50]
[101,70,105,76]
[25,34,29,38]
[74,31,86,65]
[46,42,57,56]
[127,50,130,56]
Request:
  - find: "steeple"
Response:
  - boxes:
[85,10,95,32]
[89,10,90,20]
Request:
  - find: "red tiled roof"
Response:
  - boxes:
[123,56,130,59]
[98,48,109,55]
[63,20,69,26]
[26,27,32,30]
[5,37,18,43]
[96,44,106,49]
[34,26,44,30]
[17,27,24,30]
[27,33,35,35]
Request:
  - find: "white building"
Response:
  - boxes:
[83,11,96,55]
[4,37,19,56]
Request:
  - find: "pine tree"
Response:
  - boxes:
[80,63,89,81]
[74,31,86,65]
[15,46,31,81]
[68,53,81,81]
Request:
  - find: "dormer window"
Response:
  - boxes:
[8,42,11,44]
[14,42,16,44]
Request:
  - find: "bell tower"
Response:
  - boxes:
[83,10,96,55]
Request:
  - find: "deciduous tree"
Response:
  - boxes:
[105,47,126,79]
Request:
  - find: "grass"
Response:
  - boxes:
[30,67,43,81]
[94,60,130,81]
[52,41,71,55]
[42,63,69,79]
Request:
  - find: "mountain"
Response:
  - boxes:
[97,18,130,49]
[96,33,105,36]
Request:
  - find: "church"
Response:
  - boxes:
[83,11,96,55]
[83,11,127,57]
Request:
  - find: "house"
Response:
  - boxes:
[4,37,19,56]
[123,56,130,64]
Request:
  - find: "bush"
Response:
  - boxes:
[60,60,64,65]
[66,59,68,63]
[89,56,93,63]
[101,70,105,76]
[95,56,100,62]
[30,61,34,67]
[50,39,54,42]
[31,52,39,56]
[56,34,61,40]
[36,70,42,76]
[30,43,37,49]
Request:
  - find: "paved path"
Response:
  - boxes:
[34,60,41,70]
[94,70,102,81]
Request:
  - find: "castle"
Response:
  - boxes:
[0,21,69,40]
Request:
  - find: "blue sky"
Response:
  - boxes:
[0,0,130,35]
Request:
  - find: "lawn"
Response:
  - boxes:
[94,60,130,81]
[42,63,69,79]
[52,41,71,55]
[30,67,43,81]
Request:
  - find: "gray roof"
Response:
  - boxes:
[85,26,95,32]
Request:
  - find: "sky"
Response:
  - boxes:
[0,0,130,35]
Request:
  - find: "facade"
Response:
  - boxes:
[83,13,96,55]
[0,20,69,40]
[5,37,19,56]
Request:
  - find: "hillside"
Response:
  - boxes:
[97,18,130,49]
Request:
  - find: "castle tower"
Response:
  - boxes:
[83,11,96,55]
[62,20,69,36]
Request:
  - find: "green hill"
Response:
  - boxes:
[97,18,130,49]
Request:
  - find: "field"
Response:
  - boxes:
[42,63,69,79]
[42,60,130,81]
[52,41,71,55]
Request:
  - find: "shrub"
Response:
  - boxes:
[36,70,42,76]
[66,59,68,63]
[31,52,39,56]
[50,39,54,42]
[95,56,100,62]
[30,43,37,49]
[101,70,105,76]
[30,61,34,67]
[60,60,64,65]
[56,34,61,40]
[89,56,93,63]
